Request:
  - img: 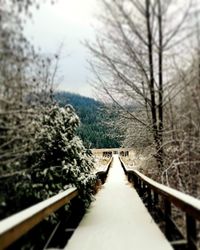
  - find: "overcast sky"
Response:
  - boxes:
[24,0,98,97]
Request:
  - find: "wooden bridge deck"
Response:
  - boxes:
[64,155,173,250]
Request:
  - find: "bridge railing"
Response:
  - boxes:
[0,158,113,249]
[95,157,113,185]
[0,187,78,249]
[120,158,200,250]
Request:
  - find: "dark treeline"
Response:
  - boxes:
[54,91,121,148]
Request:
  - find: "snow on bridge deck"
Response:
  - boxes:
[65,155,173,250]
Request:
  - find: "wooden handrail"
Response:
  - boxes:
[95,157,112,174]
[120,158,200,219]
[131,169,200,219]
[95,157,113,184]
[119,157,200,250]
[0,187,78,249]
[0,158,113,249]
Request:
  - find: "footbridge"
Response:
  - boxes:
[0,155,200,250]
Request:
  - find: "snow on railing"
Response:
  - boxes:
[0,187,78,249]
[95,157,113,184]
[0,157,113,250]
[120,157,200,250]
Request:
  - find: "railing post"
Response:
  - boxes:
[130,173,134,183]
[140,181,144,196]
[138,179,142,196]
[186,214,197,250]
[153,191,158,206]
[164,198,171,240]
[128,172,131,182]
[147,186,152,209]
[134,176,138,189]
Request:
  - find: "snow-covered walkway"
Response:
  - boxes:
[65,155,172,250]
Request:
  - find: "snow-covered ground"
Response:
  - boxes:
[65,155,173,250]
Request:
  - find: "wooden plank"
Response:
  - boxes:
[133,170,200,220]
[120,158,200,220]
[0,187,78,249]
[95,158,113,184]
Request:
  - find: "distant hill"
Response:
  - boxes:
[54,91,121,148]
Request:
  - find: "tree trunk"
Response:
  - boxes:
[146,0,162,169]
[157,0,164,169]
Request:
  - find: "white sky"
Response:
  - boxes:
[24,0,98,97]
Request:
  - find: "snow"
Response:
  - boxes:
[133,169,200,211]
[0,187,77,235]
[94,158,112,174]
[65,155,173,250]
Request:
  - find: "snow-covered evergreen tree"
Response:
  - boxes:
[30,104,96,207]
[1,104,95,222]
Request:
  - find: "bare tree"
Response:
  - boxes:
[0,1,61,175]
[87,0,191,171]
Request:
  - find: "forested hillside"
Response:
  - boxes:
[54,91,121,148]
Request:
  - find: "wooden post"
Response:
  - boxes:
[138,179,142,196]
[154,191,158,206]
[133,175,138,189]
[186,214,197,250]
[147,186,152,209]
[164,198,171,240]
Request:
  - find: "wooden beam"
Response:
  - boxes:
[0,187,78,249]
